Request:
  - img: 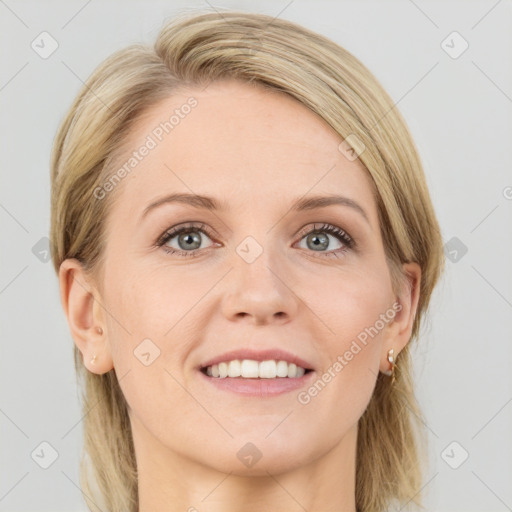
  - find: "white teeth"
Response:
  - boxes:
[276,360,288,377]
[259,360,277,379]
[204,359,309,379]
[227,359,241,377]
[287,364,304,377]
[240,359,259,378]
[218,362,228,378]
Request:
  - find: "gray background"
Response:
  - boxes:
[1,0,511,511]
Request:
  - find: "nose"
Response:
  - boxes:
[221,250,299,325]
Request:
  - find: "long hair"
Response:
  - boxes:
[50,10,444,512]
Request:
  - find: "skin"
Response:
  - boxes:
[59,79,421,512]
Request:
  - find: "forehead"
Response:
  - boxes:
[105,79,378,224]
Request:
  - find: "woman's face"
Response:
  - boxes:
[81,79,415,476]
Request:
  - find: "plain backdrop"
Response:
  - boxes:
[1,1,511,511]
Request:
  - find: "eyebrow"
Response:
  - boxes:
[141,192,370,224]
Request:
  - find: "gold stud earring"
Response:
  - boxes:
[90,354,97,365]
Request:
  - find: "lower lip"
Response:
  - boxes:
[198,370,316,397]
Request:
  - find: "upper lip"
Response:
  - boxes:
[200,348,315,371]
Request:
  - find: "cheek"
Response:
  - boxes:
[100,265,204,430]
[278,267,392,418]
[308,268,393,353]
[300,271,391,400]
[103,263,206,357]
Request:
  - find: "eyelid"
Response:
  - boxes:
[156,222,219,258]
[156,222,211,246]
[156,221,356,257]
[295,222,354,245]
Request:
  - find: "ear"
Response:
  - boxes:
[58,258,114,374]
[379,262,421,373]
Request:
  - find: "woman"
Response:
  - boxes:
[50,10,444,512]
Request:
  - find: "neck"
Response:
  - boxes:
[134,419,358,512]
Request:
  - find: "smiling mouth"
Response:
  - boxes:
[201,359,314,379]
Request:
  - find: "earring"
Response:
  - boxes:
[383,348,396,384]
[90,354,97,365]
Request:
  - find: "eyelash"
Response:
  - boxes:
[156,222,355,259]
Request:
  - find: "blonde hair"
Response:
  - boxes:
[50,9,444,512]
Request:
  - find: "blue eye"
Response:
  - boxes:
[156,222,355,258]
[157,222,214,258]
[295,223,354,257]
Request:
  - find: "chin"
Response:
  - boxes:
[193,434,313,477]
